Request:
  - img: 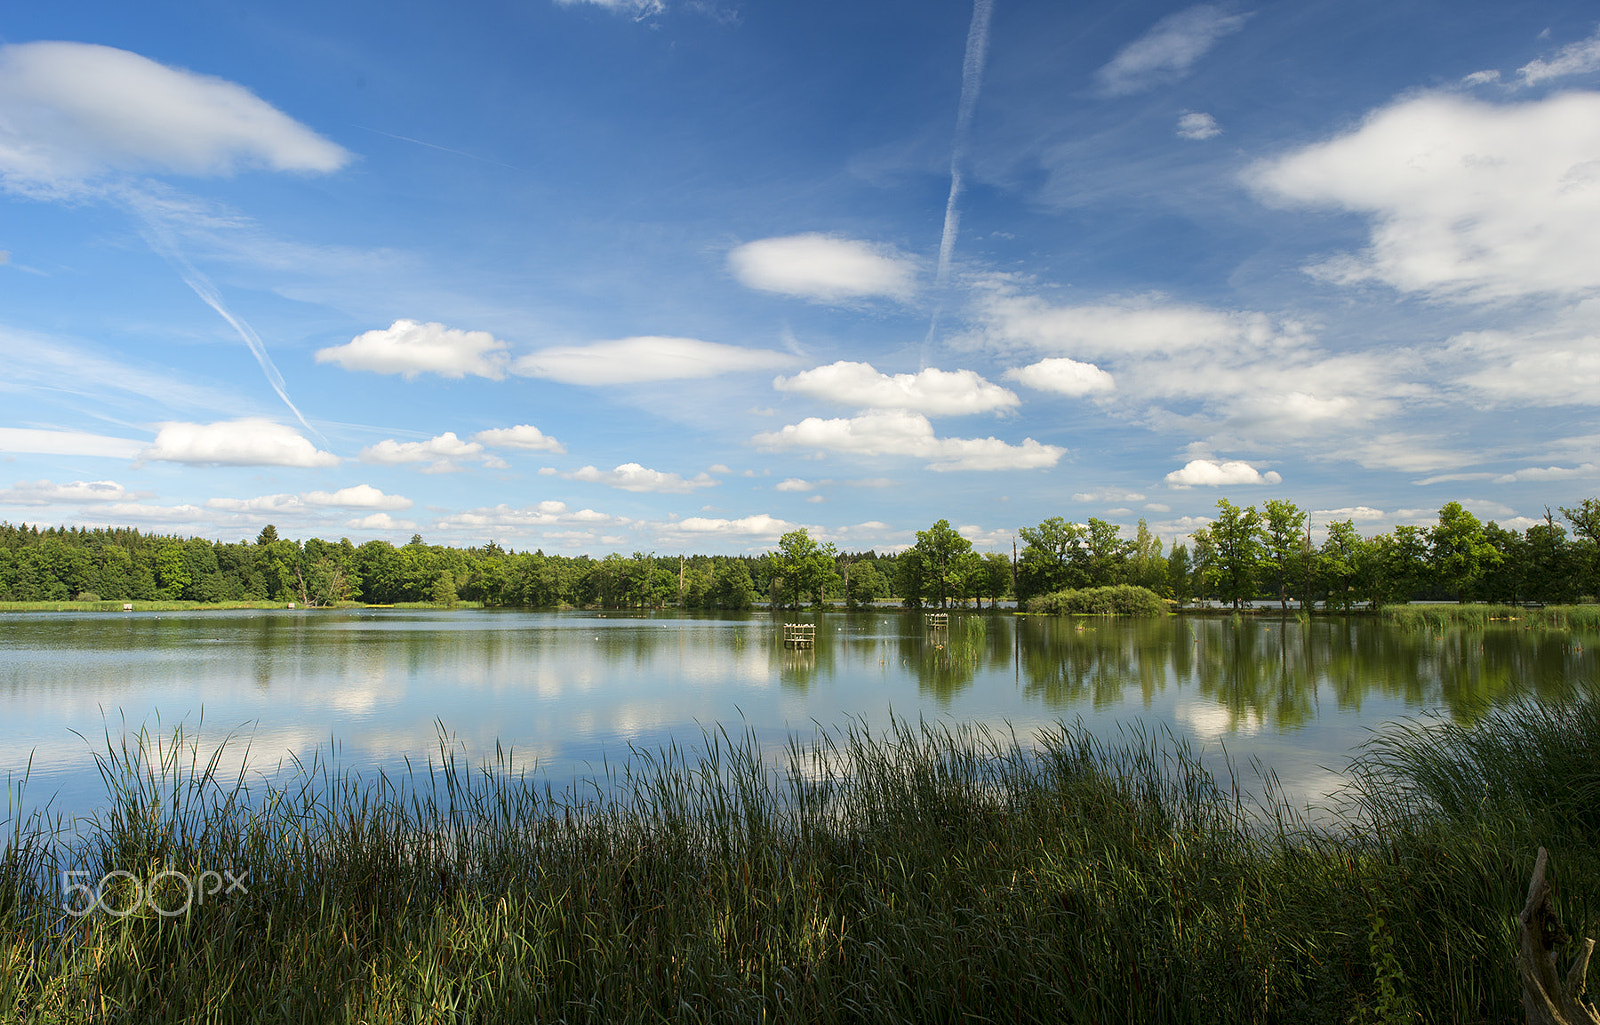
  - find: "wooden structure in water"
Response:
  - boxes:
[925,612,949,629]
[783,623,816,649]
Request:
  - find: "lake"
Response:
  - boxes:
[2,607,1595,823]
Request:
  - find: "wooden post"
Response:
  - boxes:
[1519,847,1600,1025]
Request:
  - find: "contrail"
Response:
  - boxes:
[136,211,322,440]
[924,0,995,357]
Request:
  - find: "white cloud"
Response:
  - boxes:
[433,501,619,532]
[472,424,565,453]
[315,320,510,380]
[1176,112,1221,140]
[515,336,796,385]
[207,484,412,516]
[1312,506,1387,523]
[775,478,815,492]
[728,234,917,303]
[1095,6,1249,96]
[1518,26,1600,85]
[1494,463,1600,483]
[140,419,339,467]
[0,479,141,505]
[1073,490,1146,503]
[346,512,417,532]
[0,41,349,192]
[553,0,664,17]
[972,288,1413,459]
[1250,90,1600,303]
[665,514,795,538]
[0,428,143,460]
[1004,357,1115,397]
[754,409,1064,472]
[773,361,1018,415]
[1165,459,1282,487]
[561,463,719,494]
[359,432,487,473]
[99,502,207,523]
[1448,307,1600,405]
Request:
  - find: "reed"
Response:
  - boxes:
[3,706,1595,1023]
[1381,602,1600,630]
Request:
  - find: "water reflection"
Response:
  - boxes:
[1,608,1595,820]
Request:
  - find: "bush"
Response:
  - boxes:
[1026,584,1166,616]
[73,591,101,603]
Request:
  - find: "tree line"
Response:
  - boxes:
[0,495,1595,610]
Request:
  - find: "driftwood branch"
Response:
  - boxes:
[1520,847,1600,1025]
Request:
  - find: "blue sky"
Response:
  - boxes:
[2,0,1599,555]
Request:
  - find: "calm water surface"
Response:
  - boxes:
[2,608,1595,820]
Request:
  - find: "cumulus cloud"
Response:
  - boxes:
[0,41,349,192]
[1164,459,1282,487]
[773,361,1017,415]
[1250,90,1600,303]
[774,478,815,492]
[472,424,565,453]
[0,479,142,505]
[346,512,417,531]
[663,514,796,538]
[515,336,796,385]
[1095,6,1249,96]
[0,428,143,460]
[206,484,412,515]
[728,234,918,303]
[1177,112,1221,140]
[754,409,1064,472]
[972,288,1412,457]
[1518,25,1600,85]
[315,320,510,380]
[561,463,719,494]
[1003,357,1115,397]
[359,432,487,473]
[140,419,339,467]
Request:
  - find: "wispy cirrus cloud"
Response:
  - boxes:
[0,479,145,505]
[1094,6,1249,97]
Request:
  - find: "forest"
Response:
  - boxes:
[0,496,1594,610]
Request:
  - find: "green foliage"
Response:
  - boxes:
[911,518,973,608]
[7,709,1596,1023]
[1025,583,1166,616]
[773,528,838,608]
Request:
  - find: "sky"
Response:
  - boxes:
[2,0,1600,556]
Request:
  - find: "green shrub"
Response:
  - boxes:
[1026,584,1166,616]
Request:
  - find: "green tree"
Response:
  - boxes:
[912,519,973,609]
[774,529,837,608]
[1429,502,1499,602]
[1016,517,1085,600]
[712,561,755,610]
[1560,499,1600,598]
[431,570,458,608]
[844,560,887,609]
[1194,500,1263,609]
[1165,544,1192,606]
[1082,518,1132,587]
[1261,500,1306,611]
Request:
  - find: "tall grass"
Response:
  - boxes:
[1382,603,1600,630]
[3,707,1596,1023]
